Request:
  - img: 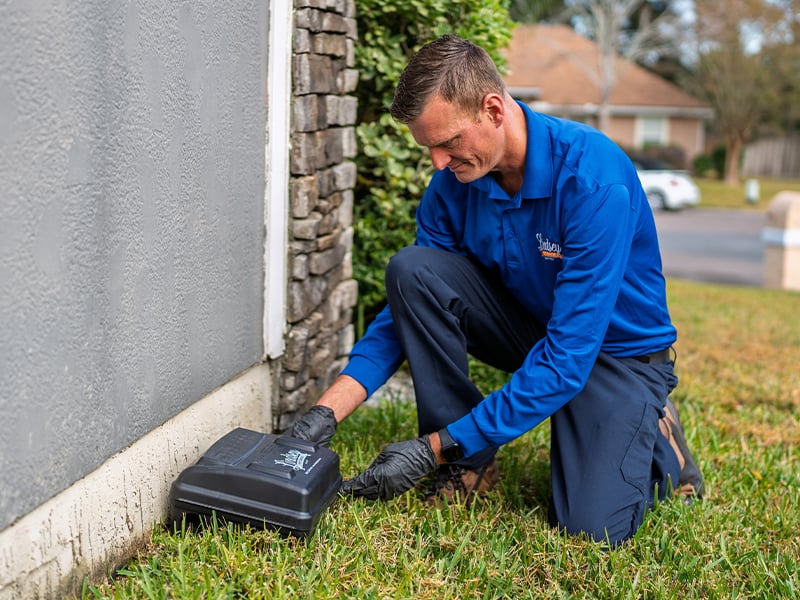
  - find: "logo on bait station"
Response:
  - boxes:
[274,449,322,474]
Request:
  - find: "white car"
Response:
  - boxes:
[633,159,701,211]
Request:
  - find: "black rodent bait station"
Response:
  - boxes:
[169,428,342,538]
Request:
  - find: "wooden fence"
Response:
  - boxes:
[742,136,800,178]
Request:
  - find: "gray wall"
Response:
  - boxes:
[0,0,268,531]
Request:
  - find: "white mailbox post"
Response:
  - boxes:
[763,192,800,291]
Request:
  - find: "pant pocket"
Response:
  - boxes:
[619,402,659,495]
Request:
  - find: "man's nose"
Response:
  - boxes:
[429,147,451,170]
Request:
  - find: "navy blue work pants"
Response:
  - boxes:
[385,245,680,544]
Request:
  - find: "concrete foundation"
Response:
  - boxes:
[0,362,273,600]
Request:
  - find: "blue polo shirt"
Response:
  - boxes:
[342,103,676,457]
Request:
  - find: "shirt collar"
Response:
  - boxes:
[519,101,554,200]
[470,101,554,203]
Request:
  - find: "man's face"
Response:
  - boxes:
[407,94,502,184]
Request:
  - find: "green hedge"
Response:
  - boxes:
[353,0,515,333]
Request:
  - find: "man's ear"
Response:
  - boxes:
[482,92,505,126]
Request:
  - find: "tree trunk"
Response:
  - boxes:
[597,99,612,133]
[597,19,615,135]
[724,135,744,185]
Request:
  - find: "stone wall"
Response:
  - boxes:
[278,0,359,430]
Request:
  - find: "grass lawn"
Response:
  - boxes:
[82,278,800,599]
[696,176,800,210]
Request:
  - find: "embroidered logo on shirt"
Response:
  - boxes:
[536,233,563,260]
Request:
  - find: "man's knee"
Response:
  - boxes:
[386,246,440,287]
[552,495,645,546]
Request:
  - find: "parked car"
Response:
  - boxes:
[632,157,701,211]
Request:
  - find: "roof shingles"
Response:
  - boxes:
[502,24,708,109]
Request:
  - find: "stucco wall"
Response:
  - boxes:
[0,0,268,532]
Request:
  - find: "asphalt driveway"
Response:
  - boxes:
[653,207,767,287]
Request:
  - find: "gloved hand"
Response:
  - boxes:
[340,436,438,501]
[287,405,338,447]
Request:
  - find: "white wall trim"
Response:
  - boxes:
[0,363,273,600]
[263,0,293,360]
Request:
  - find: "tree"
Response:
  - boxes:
[684,0,788,184]
[756,0,800,135]
[692,49,766,184]
[559,0,683,133]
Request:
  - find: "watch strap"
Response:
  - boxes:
[437,427,463,463]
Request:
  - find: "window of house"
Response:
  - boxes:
[636,116,668,147]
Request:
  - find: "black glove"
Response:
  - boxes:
[287,405,338,447]
[340,436,438,501]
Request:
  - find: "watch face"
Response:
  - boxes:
[438,428,463,463]
[443,442,463,463]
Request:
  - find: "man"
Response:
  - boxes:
[290,34,703,545]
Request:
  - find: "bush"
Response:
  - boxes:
[638,143,687,169]
[692,153,716,177]
[353,0,515,332]
[711,143,727,178]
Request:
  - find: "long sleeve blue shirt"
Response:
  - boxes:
[342,103,676,457]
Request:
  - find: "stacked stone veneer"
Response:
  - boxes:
[279,0,359,430]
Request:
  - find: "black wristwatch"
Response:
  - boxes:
[437,427,464,463]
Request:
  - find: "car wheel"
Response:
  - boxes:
[646,189,668,211]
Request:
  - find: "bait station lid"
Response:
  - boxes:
[169,428,342,538]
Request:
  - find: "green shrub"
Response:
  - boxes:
[353,0,515,332]
[640,143,687,169]
[692,153,715,177]
[711,143,727,179]
[620,143,688,169]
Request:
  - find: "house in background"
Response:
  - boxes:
[503,24,713,166]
